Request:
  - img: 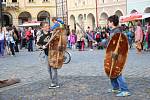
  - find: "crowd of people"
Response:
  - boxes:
[119,21,150,54]
[0,26,20,57]
[0,18,150,58]
[67,20,150,54]
[0,25,38,57]
[67,27,109,51]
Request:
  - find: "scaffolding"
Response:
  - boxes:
[55,0,68,25]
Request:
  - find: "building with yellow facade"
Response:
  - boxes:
[1,0,56,26]
[1,0,126,30]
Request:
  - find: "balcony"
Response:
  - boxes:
[6,2,19,8]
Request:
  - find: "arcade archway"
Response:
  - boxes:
[115,10,123,17]
[130,9,138,14]
[144,7,150,13]
[37,11,50,22]
[18,11,32,24]
[70,15,76,30]
[78,14,84,27]
[100,12,108,26]
[3,12,13,26]
[87,13,95,30]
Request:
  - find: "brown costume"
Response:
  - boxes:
[48,28,67,69]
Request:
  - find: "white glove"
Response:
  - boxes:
[42,45,47,49]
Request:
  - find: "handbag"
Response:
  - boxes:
[135,41,141,50]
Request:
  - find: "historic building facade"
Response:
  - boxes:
[127,0,150,14]
[97,0,126,27]
[2,0,56,26]
[68,0,126,30]
[1,0,127,29]
[67,0,96,31]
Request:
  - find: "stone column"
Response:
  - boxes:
[13,17,19,27]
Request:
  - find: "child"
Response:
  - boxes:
[50,17,64,31]
[107,15,131,97]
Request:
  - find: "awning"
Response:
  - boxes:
[120,13,150,23]
[18,21,41,27]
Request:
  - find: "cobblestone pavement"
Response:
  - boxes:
[0,48,150,100]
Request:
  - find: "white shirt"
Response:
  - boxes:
[31,30,34,37]
[0,32,4,40]
[5,31,10,41]
[6,31,15,44]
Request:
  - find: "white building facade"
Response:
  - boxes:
[67,0,127,31]
[127,0,150,14]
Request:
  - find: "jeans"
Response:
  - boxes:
[110,75,129,91]
[0,40,4,56]
[128,38,133,48]
[67,40,71,49]
[48,66,58,85]
[27,39,33,51]
[46,56,58,85]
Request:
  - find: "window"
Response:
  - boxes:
[75,2,77,6]
[76,0,81,6]
[102,0,104,3]
[29,0,34,2]
[84,14,86,20]
[12,0,17,2]
[83,1,85,5]
[43,0,48,2]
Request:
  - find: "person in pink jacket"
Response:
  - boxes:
[69,30,77,50]
[135,21,144,54]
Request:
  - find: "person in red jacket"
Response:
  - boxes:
[25,27,33,52]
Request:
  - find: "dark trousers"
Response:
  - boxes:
[77,41,82,50]
[89,41,93,49]
[9,42,15,55]
[15,42,19,52]
[0,40,4,56]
